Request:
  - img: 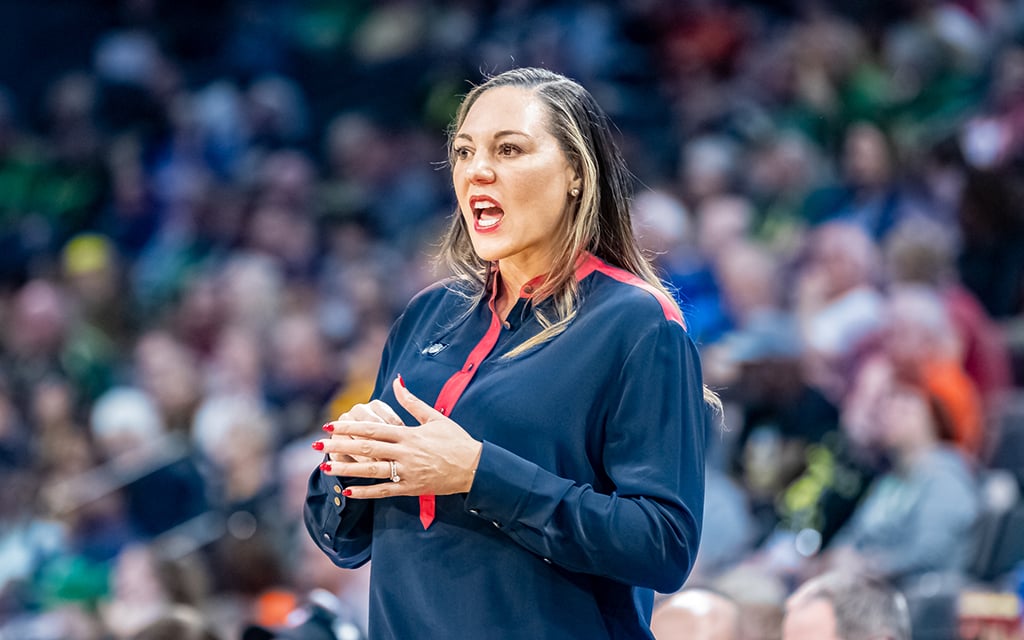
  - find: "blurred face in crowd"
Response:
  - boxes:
[783,597,842,640]
[452,86,580,276]
[807,223,875,298]
[843,122,891,188]
[882,286,958,379]
[878,385,937,456]
[650,589,740,640]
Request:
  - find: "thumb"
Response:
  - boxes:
[393,375,443,424]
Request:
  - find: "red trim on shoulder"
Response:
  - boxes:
[576,253,685,328]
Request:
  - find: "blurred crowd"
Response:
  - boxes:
[1,0,1024,639]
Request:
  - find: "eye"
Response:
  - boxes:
[497,142,521,156]
[453,146,472,160]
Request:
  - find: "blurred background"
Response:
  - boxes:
[0,0,1023,638]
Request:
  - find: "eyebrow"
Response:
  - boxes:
[454,129,531,142]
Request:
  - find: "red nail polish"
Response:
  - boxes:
[311,441,324,451]
[342,489,352,497]
[320,461,332,472]
[322,423,334,432]
[397,373,406,388]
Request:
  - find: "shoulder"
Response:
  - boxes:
[577,255,686,331]
[386,277,479,345]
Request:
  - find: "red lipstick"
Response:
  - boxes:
[468,195,504,234]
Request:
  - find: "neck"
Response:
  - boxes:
[493,256,552,321]
[498,251,554,292]
[895,438,938,471]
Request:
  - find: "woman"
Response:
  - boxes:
[821,286,982,585]
[305,67,711,639]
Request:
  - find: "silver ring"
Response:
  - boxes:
[389,460,400,483]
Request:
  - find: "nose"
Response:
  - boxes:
[466,152,495,184]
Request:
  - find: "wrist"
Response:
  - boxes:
[463,441,483,492]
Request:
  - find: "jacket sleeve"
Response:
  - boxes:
[303,468,374,568]
[463,322,707,592]
[303,314,405,568]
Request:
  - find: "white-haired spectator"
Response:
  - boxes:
[90,386,208,538]
[651,588,740,640]
[795,221,885,400]
[884,215,1013,407]
[191,394,274,476]
[632,188,692,257]
[91,386,165,460]
[784,571,911,640]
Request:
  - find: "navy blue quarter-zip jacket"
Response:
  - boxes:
[305,253,706,639]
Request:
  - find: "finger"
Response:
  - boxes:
[327,450,357,463]
[321,459,394,480]
[341,482,413,500]
[330,420,404,442]
[318,437,402,461]
[392,375,443,425]
[328,434,375,463]
[367,399,405,426]
[348,403,389,423]
[323,403,386,434]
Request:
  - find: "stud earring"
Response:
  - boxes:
[570,187,580,197]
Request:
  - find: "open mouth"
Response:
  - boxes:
[470,196,504,232]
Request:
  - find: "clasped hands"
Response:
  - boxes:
[313,376,483,499]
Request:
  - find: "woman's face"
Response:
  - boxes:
[878,385,934,452]
[452,86,580,274]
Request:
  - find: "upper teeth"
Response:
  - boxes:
[474,200,495,209]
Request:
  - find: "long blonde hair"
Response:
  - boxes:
[441,68,720,410]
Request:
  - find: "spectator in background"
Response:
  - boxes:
[712,566,787,640]
[955,167,1024,319]
[133,330,203,435]
[868,285,985,457]
[130,606,221,640]
[651,588,741,640]
[1,280,73,405]
[101,544,211,639]
[89,386,207,538]
[824,357,980,586]
[669,193,753,344]
[762,287,982,588]
[60,233,133,386]
[803,121,923,241]
[794,221,885,401]
[264,311,337,440]
[745,131,825,258]
[707,241,839,536]
[885,216,1013,408]
[191,394,278,524]
[783,571,910,640]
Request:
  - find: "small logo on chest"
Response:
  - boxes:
[421,342,449,356]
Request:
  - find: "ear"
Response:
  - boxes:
[564,157,582,192]
[566,166,582,194]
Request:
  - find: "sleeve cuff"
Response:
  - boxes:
[463,441,538,527]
